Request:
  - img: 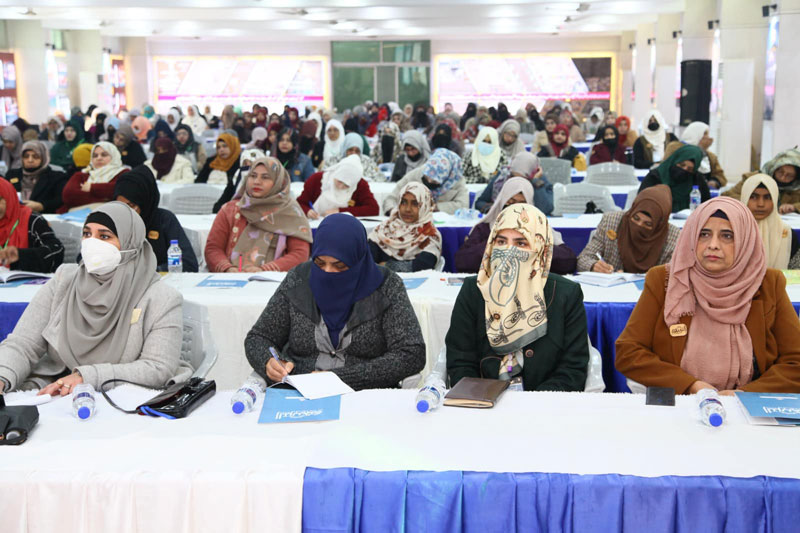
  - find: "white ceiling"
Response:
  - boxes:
[0,1,685,39]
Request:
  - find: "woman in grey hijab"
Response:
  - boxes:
[0,202,192,394]
[390,130,431,182]
[1,125,24,171]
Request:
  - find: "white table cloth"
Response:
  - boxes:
[2,388,800,533]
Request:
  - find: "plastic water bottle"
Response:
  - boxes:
[72,383,96,420]
[689,186,702,211]
[231,373,266,414]
[454,208,483,220]
[697,389,726,427]
[167,240,183,273]
[416,349,448,413]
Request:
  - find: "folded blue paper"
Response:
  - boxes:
[402,278,427,290]
[259,388,341,424]
[196,275,249,288]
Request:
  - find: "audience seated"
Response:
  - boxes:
[61,142,129,213]
[615,115,638,149]
[536,124,587,170]
[446,203,589,391]
[320,132,383,182]
[113,166,199,272]
[145,138,194,184]
[0,202,192,393]
[195,133,242,213]
[113,124,147,169]
[497,119,526,158]
[638,145,710,212]
[0,178,64,272]
[371,122,403,165]
[311,119,344,169]
[368,182,442,272]
[462,127,508,184]
[274,127,315,182]
[633,111,677,169]
[385,148,469,215]
[577,184,679,273]
[174,124,207,173]
[49,119,84,170]
[723,148,800,213]
[455,177,576,274]
[244,213,425,390]
[589,125,627,165]
[1,126,23,171]
[474,152,553,216]
[298,154,378,219]
[5,140,69,213]
[739,174,796,269]
[390,130,430,182]
[663,122,726,188]
[205,157,311,273]
[616,197,800,394]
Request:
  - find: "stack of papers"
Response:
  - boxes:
[571,272,645,288]
[735,391,800,426]
[257,372,354,424]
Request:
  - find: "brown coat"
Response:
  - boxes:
[723,171,800,212]
[615,265,800,394]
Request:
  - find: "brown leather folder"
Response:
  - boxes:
[443,377,510,408]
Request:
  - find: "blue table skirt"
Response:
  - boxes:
[302,468,800,533]
[0,302,28,343]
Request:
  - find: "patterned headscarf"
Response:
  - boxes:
[477,203,553,355]
[367,181,442,262]
[231,157,312,269]
[421,148,462,199]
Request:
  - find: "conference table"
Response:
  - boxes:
[2,386,798,532]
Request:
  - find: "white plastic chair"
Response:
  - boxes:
[626,378,647,394]
[584,338,605,393]
[169,184,220,214]
[623,188,639,210]
[201,130,218,158]
[552,183,620,216]
[48,220,82,263]
[181,300,218,379]
[434,256,446,272]
[585,162,639,186]
[538,157,572,185]
[519,132,535,144]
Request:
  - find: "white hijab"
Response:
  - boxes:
[641,110,668,162]
[322,119,345,162]
[741,174,791,269]
[86,142,126,184]
[182,105,207,137]
[471,127,501,176]
[681,121,712,173]
[313,154,363,215]
[307,111,323,139]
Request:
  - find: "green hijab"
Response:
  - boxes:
[655,144,703,211]
[49,117,86,169]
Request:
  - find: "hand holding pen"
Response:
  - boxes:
[265,346,294,382]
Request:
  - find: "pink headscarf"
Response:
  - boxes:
[664,196,766,390]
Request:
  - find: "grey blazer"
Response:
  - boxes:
[383,166,469,215]
[0,264,192,391]
[245,262,426,390]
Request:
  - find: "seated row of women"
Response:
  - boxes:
[2,196,799,398]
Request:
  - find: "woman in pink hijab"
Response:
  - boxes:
[615,196,800,394]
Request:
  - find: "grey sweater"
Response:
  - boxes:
[0,264,193,392]
[245,262,426,390]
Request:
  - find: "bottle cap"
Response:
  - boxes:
[77,406,91,420]
[170,240,179,245]
[709,413,723,427]
[416,400,430,413]
[232,401,245,414]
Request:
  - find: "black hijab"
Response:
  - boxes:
[460,102,477,130]
[497,103,510,122]
[112,165,166,263]
[174,124,198,155]
[275,127,299,168]
[431,123,453,150]
[344,117,359,134]
[594,124,620,152]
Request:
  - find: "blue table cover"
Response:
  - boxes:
[302,468,800,533]
[0,302,27,343]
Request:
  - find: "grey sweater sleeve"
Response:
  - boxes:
[330,273,426,389]
[76,286,186,389]
[244,277,292,382]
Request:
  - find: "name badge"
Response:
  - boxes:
[9,177,18,184]
[348,200,356,207]
[294,170,301,175]
[669,324,687,337]
[606,230,617,241]
[131,308,142,324]
[148,230,160,240]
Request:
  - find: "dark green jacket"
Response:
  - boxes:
[446,274,589,391]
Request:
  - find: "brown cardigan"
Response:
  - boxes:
[615,265,800,394]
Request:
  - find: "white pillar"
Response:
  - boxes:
[633,23,656,130]
[122,37,150,111]
[619,31,636,120]
[6,20,48,124]
[764,0,800,161]
[682,0,716,61]
[64,30,104,112]
[655,14,682,127]
[719,0,768,170]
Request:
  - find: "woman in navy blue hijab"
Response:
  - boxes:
[244,214,426,390]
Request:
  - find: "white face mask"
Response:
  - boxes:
[81,237,122,275]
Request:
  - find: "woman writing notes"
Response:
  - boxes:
[616,197,800,394]
[244,214,425,390]
[0,203,192,393]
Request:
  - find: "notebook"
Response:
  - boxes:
[443,377,509,408]
[258,388,341,424]
[735,391,800,426]
[0,269,50,284]
[571,272,645,288]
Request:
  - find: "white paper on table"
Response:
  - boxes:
[247,273,283,283]
[571,272,645,287]
[283,372,354,400]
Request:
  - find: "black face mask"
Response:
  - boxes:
[381,135,395,163]
[423,178,441,191]
[603,137,617,149]
[431,134,450,150]
[669,165,694,183]
[298,136,314,153]
[647,121,660,131]
[407,151,422,162]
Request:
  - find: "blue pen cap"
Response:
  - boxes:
[232,401,245,414]
[416,400,429,413]
[78,406,91,420]
[709,413,723,427]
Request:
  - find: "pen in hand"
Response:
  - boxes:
[267,346,293,382]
